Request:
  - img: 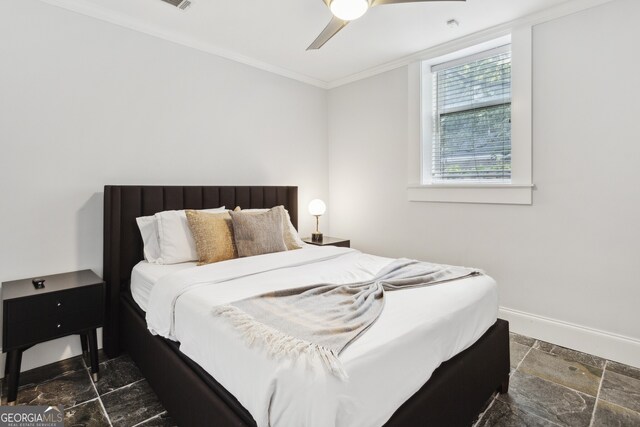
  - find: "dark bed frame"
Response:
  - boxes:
[103,185,510,427]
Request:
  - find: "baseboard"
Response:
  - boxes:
[500,306,640,368]
[4,311,637,379]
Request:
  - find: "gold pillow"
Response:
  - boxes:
[185,210,237,265]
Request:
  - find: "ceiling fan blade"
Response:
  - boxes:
[307,16,349,50]
[372,0,465,6]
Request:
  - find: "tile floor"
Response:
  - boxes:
[1,351,174,426]
[1,333,639,426]
[473,333,640,427]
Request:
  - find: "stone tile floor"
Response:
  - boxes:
[1,351,175,426]
[1,334,639,426]
[473,333,640,427]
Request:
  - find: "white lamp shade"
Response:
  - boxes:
[308,199,327,216]
[330,0,368,21]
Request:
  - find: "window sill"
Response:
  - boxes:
[407,184,533,205]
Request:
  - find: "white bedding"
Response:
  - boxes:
[141,247,498,427]
[131,261,196,311]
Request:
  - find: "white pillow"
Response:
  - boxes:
[155,207,227,264]
[283,210,305,249]
[240,207,304,250]
[136,215,161,263]
[136,207,225,264]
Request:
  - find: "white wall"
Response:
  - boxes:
[328,0,640,366]
[0,0,328,373]
[2,0,639,375]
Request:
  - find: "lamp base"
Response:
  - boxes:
[311,232,323,243]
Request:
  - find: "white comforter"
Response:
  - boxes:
[146,246,498,427]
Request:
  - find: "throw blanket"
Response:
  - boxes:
[213,259,480,380]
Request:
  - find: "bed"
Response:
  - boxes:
[103,185,509,427]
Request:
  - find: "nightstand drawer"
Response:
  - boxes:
[4,309,103,350]
[4,284,102,325]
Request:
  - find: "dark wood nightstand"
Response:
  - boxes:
[302,236,350,248]
[2,270,104,405]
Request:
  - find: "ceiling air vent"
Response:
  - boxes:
[159,0,192,11]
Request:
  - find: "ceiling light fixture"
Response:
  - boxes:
[308,0,466,50]
[330,0,369,21]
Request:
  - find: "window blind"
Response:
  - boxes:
[432,45,512,182]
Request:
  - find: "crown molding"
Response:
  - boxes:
[38,0,615,91]
[37,0,330,89]
[326,0,617,89]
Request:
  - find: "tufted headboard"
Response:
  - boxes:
[103,185,298,356]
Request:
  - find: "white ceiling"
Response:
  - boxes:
[44,0,575,86]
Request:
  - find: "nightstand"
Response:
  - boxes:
[302,236,350,248]
[2,270,104,405]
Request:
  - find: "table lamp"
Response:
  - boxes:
[308,199,326,243]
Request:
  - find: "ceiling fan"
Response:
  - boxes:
[307,0,465,50]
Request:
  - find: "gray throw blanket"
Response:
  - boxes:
[213,259,480,380]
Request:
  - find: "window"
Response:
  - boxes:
[432,46,512,182]
[407,28,532,205]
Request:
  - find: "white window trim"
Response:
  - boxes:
[408,25,533,205]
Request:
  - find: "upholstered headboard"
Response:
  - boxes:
[103,185,298,356]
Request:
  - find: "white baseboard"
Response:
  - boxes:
[500,306,640,368]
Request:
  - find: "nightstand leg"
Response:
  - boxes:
[4,351,13,377]
[6,349,23,405]
[80,333,89,357]
[87,329,99,381]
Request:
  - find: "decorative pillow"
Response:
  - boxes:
[154,207,226,264]
[229,208,287,257]
[185,210,237,265]
[233,206,303,250]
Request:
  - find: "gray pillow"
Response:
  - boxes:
[230,207,287,257]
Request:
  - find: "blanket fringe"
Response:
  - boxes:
[213,305,348,381]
